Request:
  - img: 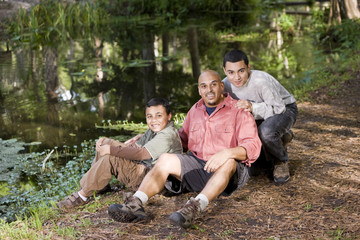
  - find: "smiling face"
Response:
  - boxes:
[223,60,251,87]
[145,105,172,133]
[198,70,224,107]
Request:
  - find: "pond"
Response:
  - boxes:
[0,2,321,154]
[0,2,327,206]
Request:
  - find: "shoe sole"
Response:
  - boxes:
[274,175,290,184]
[108,204,146,223]
[169,212,190,228]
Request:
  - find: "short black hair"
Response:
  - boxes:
[223,49,249,68]
[146,98,171,115]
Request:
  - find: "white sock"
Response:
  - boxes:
[133,191,149,205]
[195,194,209,211]
[78,192,87,201]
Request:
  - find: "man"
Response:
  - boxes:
[222,49,298,183]
[107,70,261,228]
[57,98,182,209]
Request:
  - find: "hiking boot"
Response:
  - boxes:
[282,130,294,150]
[169,197,200,228]
[56,192,89,209]
[108,192,146,222]
[273,161,290,183]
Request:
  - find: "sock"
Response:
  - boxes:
[195,194,209,211]
[78,191,87,201]
[133,191,149,205]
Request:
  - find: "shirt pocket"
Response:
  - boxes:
[215,124,234,146]
[189,122,202,145]
[215,124,234,133]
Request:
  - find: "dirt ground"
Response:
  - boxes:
[44,73,360,240]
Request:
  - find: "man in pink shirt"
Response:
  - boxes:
[108,70,262,228]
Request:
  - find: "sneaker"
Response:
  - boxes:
[56,192,89,209]
[169,197,200,228]
[282,130,294,150]
[108,192,146,222]
[273,161,290,183]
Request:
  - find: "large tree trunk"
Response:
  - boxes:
[328,0,360,28]
[343,0,360,19]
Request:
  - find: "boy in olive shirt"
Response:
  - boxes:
[57,98,182,209]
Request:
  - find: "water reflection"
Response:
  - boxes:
[0,8,317,152]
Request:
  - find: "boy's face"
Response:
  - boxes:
[145,105,171,133]
[223,60,251,87]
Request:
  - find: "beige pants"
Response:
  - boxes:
[79,138,150,197]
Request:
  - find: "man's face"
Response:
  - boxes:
[223,60,251,87]
[145,105,171,133]
[198,71,224,107]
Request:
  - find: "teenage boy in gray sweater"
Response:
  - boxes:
[222,49,298,183]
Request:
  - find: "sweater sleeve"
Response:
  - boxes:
[251,81,286,120]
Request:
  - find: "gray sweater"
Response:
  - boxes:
[223,70,296,120]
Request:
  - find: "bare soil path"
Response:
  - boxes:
[47,73,360,240]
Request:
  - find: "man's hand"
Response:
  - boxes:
[204,149,232,173]
[235,100,252,112]
[124,134,143,145]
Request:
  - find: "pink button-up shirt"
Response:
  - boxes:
[179,94,261,166]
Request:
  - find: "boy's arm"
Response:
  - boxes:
[96,143,151,160]
[109,144,152,160]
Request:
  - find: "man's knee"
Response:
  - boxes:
[218,159,237,176]
[258,124,277,142]
[153,153,181,173]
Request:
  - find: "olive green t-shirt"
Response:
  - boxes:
[136,121,182,165]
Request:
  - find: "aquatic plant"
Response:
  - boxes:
[0,140,96,222]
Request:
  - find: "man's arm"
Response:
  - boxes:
[204,147,246,173]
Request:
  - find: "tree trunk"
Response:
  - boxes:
[187,26,201,80]
[142,29,156,104]
[328,0,342,28]
[95,37,104,119]
[343,0,360,19]
[328,0,360,29]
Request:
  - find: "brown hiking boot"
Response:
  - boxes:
[108,192,147,222]
[56,192,89,209]
[169,197,201,228]
[273,161,290,183]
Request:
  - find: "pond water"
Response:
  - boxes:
[0,4,318,153]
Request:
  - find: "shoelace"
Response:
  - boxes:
[179,198,200,216]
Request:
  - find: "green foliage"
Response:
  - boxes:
[0,217,51,240]
[0,138,25,182]
[0,140,96,222]
[96,113,185,135]
[7,1,108,48]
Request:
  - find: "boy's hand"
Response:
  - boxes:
[235,100,252,112]
[96,144,111,156]
[124,134,142,145]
